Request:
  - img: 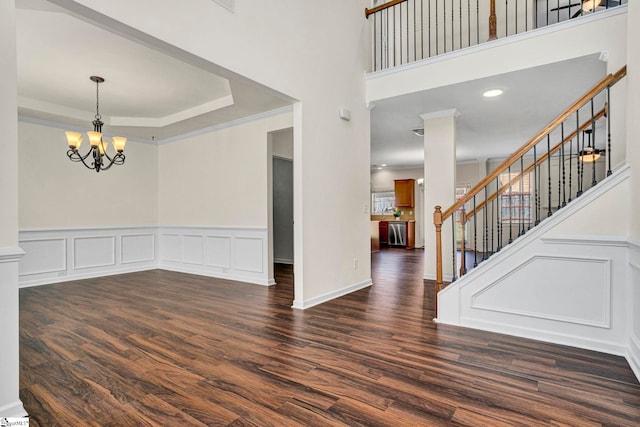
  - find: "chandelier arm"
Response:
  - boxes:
[100,152,126,171]
[77,150,98,170]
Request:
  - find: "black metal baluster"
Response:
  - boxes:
[387,9,390,68]
[374,14,377,71]
[607,86,612,176]
[520,155,526,236]
[406,1,409,63]
[508,165,513,243]
[435,0,439,55]
[428,0,431,58]
[468,0,471,47]
[575,109,581,197]
[557,134,561,211]
[568,134,573,203]
[561,123,566,207]
[399,3,403,65]
[452,218,457,281]
[459,0,462,49]
[443,0,447,53]
[393,6,396,67]
[491,194,495,256]
[505,0,508,37]
[557,0,560,23]
[473,195,478,267]
[414,0,417,62]
[533,144,539,225]
[516,0,519,34]
[547,135,552,216]
[483,185,488,260]
[578,126,584,197]
[546,0,549,27]
[496,176,502,250]
[421,0,424,60]
[476,0,479,45]
[591,98,597,187]
[451,0,454,52]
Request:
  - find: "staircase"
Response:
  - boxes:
[432,66,631,356]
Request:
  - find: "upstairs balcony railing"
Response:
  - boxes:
[431,66,627,317]
[366,0,628,72]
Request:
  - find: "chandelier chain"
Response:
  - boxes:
[95,78,101,120]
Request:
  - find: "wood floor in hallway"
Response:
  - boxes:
[20,248,640,426]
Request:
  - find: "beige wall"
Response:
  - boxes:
[627,2,640,238]
[0,0,18,247]
[18,121,158,228]
[158,112,292,227]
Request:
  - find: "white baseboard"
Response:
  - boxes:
[628,334,640,382]
[159,263,274,286]
[423,273,453,282]
[0,400,28,418]
[292,278,372,310]
[456,317,627,357]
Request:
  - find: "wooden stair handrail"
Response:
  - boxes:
[464,107,606,222]
[365,0,407,18]
[440,65,627,223]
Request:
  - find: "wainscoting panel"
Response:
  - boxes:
[232,237,264,273]
[19,227,158,287]
[19,238,66,276]
[205,236,231,268]
[629,239,640,381]
[73,236,116,270]
[121,234,155,264]
[183,235,204,265]
[159,226,271,286]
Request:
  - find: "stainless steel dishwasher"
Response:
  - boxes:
[388,222,406,246]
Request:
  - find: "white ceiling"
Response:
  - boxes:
[370,54,607,168]
[15,0,293,142]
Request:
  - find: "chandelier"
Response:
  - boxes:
[65,76,126,172]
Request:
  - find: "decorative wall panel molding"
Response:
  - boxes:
[19,226,273,287]
[158,226,272,286]
[19,227,158,287]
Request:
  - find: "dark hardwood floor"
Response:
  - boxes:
[20,248,640,426]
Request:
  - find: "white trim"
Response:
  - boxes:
[0,400,28,419]
[541,235,629,247]
[366,5,628,79]
[424,272,453,282]
[457,317,627,357]
[471,255,612,328]
[629,332,640,382]
[420,109,460,121]
[211,0,234,13]
[292,279,372,310]
[274,258,294,265]
[0,246,25,263]
[157,105,294,145]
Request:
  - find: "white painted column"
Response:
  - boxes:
[422,109,459,281]
[0,0,27,418]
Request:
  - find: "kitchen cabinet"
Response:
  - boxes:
[379,221,388,245]
[394,179,415,208]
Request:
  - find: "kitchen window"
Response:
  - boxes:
[371,191,395,214]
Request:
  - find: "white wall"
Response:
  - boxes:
[438,168,631,357]
[158,112,292,228]
[0,0,26,418]
[19,121,158,228]
[54,0,372,308]
[625,0,640,379]
[272,127,293,160]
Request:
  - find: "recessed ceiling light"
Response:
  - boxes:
[380,163,387,167]
[377,166,383,170]
[483,89,503,98]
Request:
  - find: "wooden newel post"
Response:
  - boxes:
[489,0,497,41]
[434,206,443,291]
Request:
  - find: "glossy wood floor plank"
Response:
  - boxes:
[20,248,640,426]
